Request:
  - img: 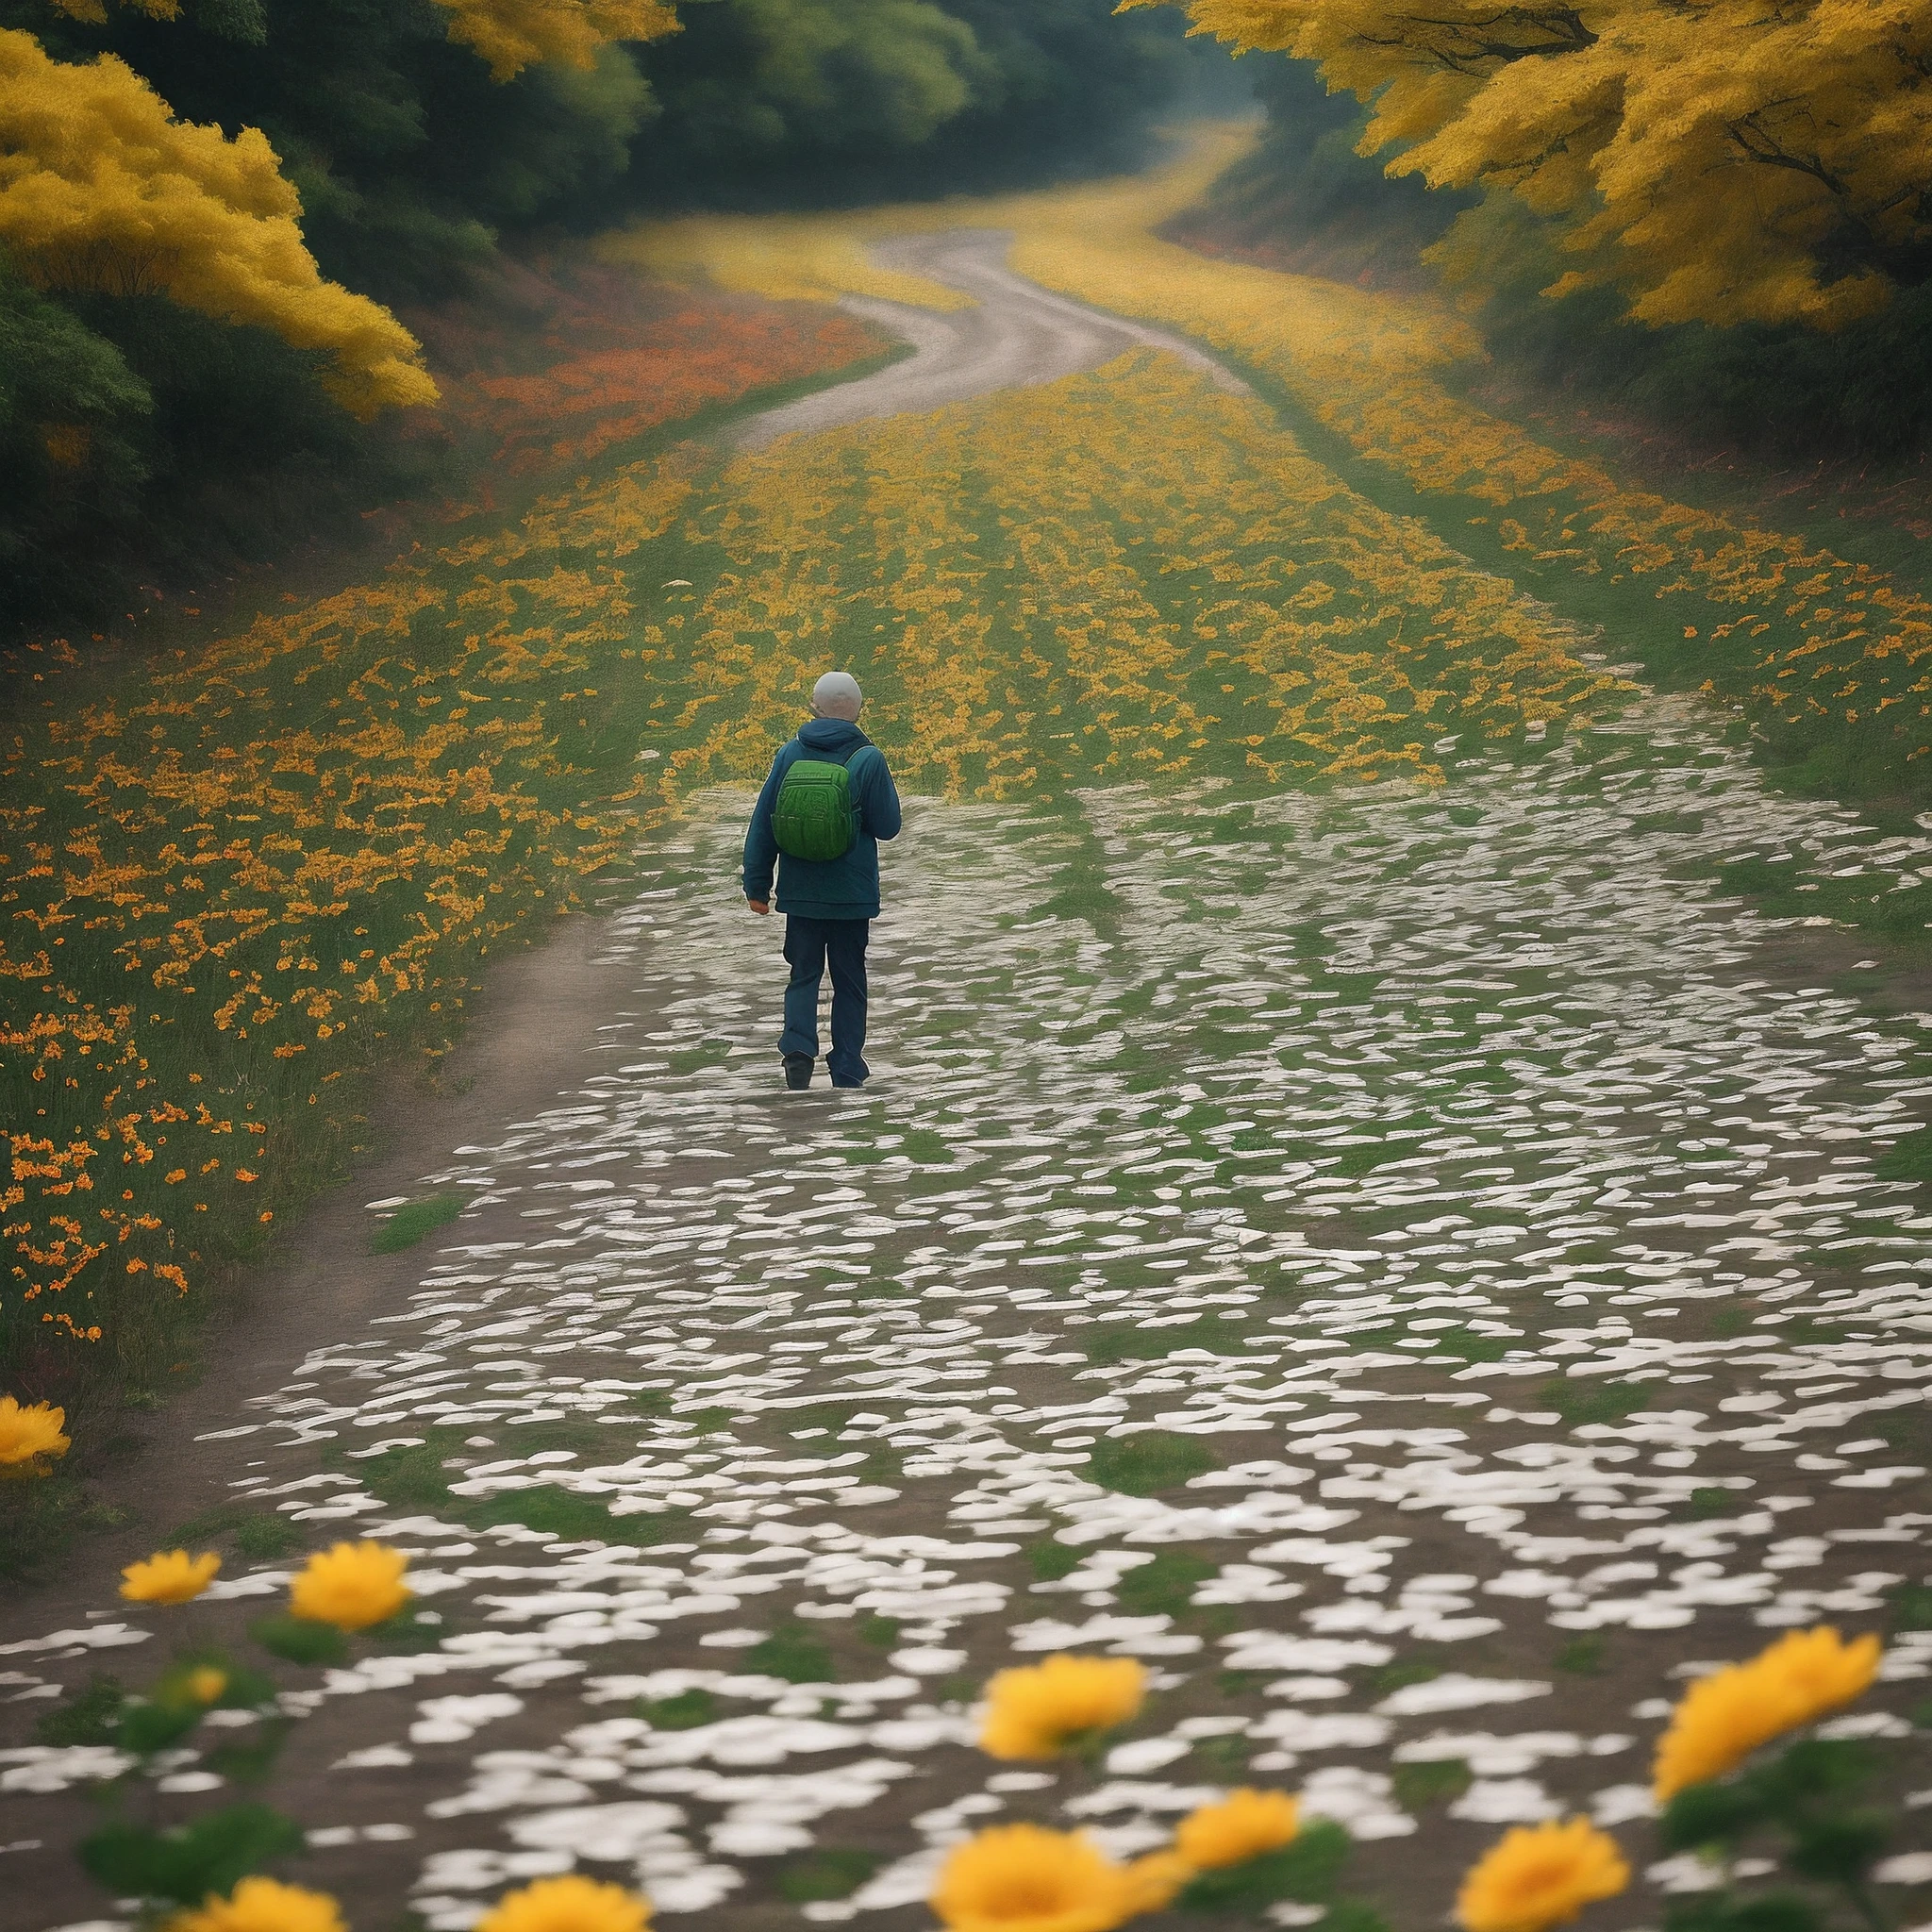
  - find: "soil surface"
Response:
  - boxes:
[6,245,1931,1932]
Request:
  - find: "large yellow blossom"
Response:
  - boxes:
[1174,1789,1301,1869]
[1654,1625,1884,1799]
[934,1824,1184,1932]
[121,1549,221,1604]
[169,1877,347,1932]
[979,1655,1147,1759]
[288,1540,410,1631]
[1456,1819,1630,1932]
[475,1874,653,1932]
[0,1396,69,1472]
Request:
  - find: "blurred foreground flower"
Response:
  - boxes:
[1456,1819,1630,1932]
[0,1396,69,1473]
[169,1875,347,1932]
[121,1549,222,1604]
[933,1824,1185,1932]
[1174,1788,1301,1869]
[183,1666,228,1705]
[1653,1625,1882,1799]
[980,1654,1146,1759]
[475,1874,653,1932]
[288,1541,410,1630]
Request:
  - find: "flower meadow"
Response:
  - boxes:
[23,1503,1908,1932]
[1,332,1623,1407]
[414,260,891,478]
[628,125,1932,805]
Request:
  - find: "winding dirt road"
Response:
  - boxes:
[734,229,1246,449]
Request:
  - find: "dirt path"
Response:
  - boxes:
[5,244,1932,1932]
[734,230,1245,449]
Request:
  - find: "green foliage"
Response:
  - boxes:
[204,1718,293,1786]
[79,1802,305,1907]
[1555,1635,1607,1675]
[3,0,1213,643]
[1666,1894,1822,1932]
[1660,1740,1883,1857]
[1179,1818,1353,1913]
[1115,1549,1216,1617]
[748,1624,836,1684]
[1875,1127,1932,1185]
[637,1687,719,1730]
[1541,1376,1653,1427]
[858,1614,902,1648]
[1082,1315,1248,1362]
[1028,1538,1083,1580]
[1391,1757,1472,1809]
[248,1615,350,1667]
[776,1848,879,1904]
[1086,1430,1216,1495]
[1890,1582,1932,1631]
[628,0,1204,208]
[0,250,151,635]
[36,1674,128,1747]
[371,1192,471,1253]
[461,1485,618,1541]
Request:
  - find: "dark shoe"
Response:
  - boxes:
[830,1075,865,1090]
[783,1054,814,1091]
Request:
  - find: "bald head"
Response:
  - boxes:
[811,671,863,722]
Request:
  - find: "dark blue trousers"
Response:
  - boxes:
[779,915,870,1086]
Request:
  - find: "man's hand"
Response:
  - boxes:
[746,897,770,915]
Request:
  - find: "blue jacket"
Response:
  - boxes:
[742,718,902,920]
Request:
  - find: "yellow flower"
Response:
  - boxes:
[288,1540,410,1630]
[168,1876,347,1932]
[979,1655,1147,1759]
[1456,1819,1631,1932]
[1174,1789,1301,1869]
[121,1549,222,1605]
[184,1666,228,1705]
[0,1396,70,1472]
[1653,1625,1884,1799]
[475,1874,653,1932]
[933,1824,1165,1932]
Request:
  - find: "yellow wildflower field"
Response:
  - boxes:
[2,343,1612,1361]
[622,125,1932,783]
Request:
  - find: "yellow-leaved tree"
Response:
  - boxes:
[431,0,681,81]
[0,28,437,415]
[1127,0,1932,329]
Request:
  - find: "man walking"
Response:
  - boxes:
[742,671,902,1091]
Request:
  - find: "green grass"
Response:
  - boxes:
[1392,1758,1473,1809]
[1889,1583,1932,1632]
[1364,1657,1440,1697]
[1086,1431,1217,1497]
[37,1674,128,1747]
[637,1688,718,1730]
[1191,1731,1252,1777]
[1541,1377,1653,1427]
[666,1039,732,1076]
[748,1624,835,1684]
[1179,1819,1353,1915]
[1116,1550,1217,1618]
[1081,1316,1251,1364]
[1875,1127,1932,1184]
[460,1485,618,1542]
[370,1193,470,1254]
[1555,1634,1608,1675]
[1028,1539,1083,1581]
[776,1849,879,1904]
[168,1503,304,1561]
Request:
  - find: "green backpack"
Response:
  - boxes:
[772,744,875,862]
